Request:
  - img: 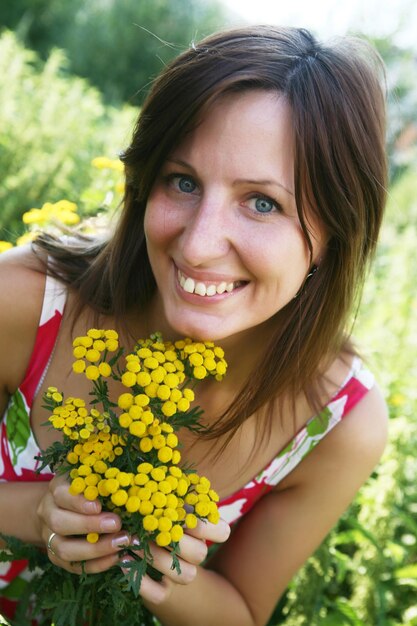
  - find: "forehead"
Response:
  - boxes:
[169,90,295,185]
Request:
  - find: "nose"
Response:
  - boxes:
[179,194,232,267]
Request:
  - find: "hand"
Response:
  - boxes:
[123,518,231,605]
[37,474,127,574]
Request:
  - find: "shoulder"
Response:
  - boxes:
[0,246,47,393]
[281,380,388,493]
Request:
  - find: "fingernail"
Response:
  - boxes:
[101,517,118,532]
[83,501,100,514]
[112,533,130,549]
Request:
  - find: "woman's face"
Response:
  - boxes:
[144,90,323,344]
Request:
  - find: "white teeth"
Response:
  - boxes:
[183,277,195,293]
[178,269,241,297]
[194,282,207,296]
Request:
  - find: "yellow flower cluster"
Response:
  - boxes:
[177,338,227,381]
[91,156,124,172]
[22,200,80,227]
[45,330,225,550]
[72,329,119,380]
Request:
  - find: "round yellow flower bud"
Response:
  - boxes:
[85,349,100,363]
[111,489,128,507]
[151,367,165,384]
[85,365,100,381]
[151,491,167,508]
[208,510,220,524]
[69,477,86,495]
[137,462,153,474]
[195,502,210,517]
[193,365,207,380]
[158,446,173,463]
[164,373,180,389]
[143,515,159,532]
[118,472,132,487]
[119,413,132,428]
[172,450,181,464]
[137,347,152,359]
[156,531,171,547]
[84,485,99,501]
[118,393,134,409]
[216,362,227,376]
[87,329,102,339]
[105,478,120,494]
[157,385,171,401]
[177,398,190,412]
[139,501,154,515]
[144,356,159,370]
[141,410,154,425]
[158,517,172,532]
[126,496,141,513]
[136,371,152,387]
[66,452,78,464]
[166,433,178,448]
[170,525,184,542]
[98,362,111,377]
[105,339,119,352]
[72,360,86,374]
[189,353,204,366]
[183,388,195,401]
[161,401,176,417]
[176,478,188,496]
[185,513,198,529]
[129,421,146,437]
[86,532,99,544]
[150,467,165,482]
[139,438,153,453]
[122,371,137,387]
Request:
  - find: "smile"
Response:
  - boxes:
[177,269,245,297]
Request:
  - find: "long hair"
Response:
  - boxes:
[35,26,387,439]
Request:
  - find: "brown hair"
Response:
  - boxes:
[35,25,387,439]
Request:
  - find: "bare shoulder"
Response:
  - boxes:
[0,246,47,395]
[281,380,389,494]
[208,384,388,624]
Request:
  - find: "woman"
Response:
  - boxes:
[0,25,388,626]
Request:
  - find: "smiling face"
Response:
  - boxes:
[144,90,323,347]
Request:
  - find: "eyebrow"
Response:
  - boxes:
[166,158,294,197]
[233,178,294,197]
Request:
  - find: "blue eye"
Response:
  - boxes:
[177,176,197,193]
[254,196,276,213]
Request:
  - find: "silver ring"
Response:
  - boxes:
[47,531,57,557]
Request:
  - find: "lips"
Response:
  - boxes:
[177,268,245,297]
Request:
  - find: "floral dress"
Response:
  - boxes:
[0,275,374,621]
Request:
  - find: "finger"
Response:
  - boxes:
[49,477,102,515]
[138,574,172,605]
[176,533,208,565]
[46,531,130,564]
[42,501,121,538]
[49,549,121,575]
[185,518,230,543]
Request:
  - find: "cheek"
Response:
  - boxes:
[144,196,178,246]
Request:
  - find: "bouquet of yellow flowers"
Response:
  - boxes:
[1,330,227,626]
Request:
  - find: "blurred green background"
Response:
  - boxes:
[0,1,416,624]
